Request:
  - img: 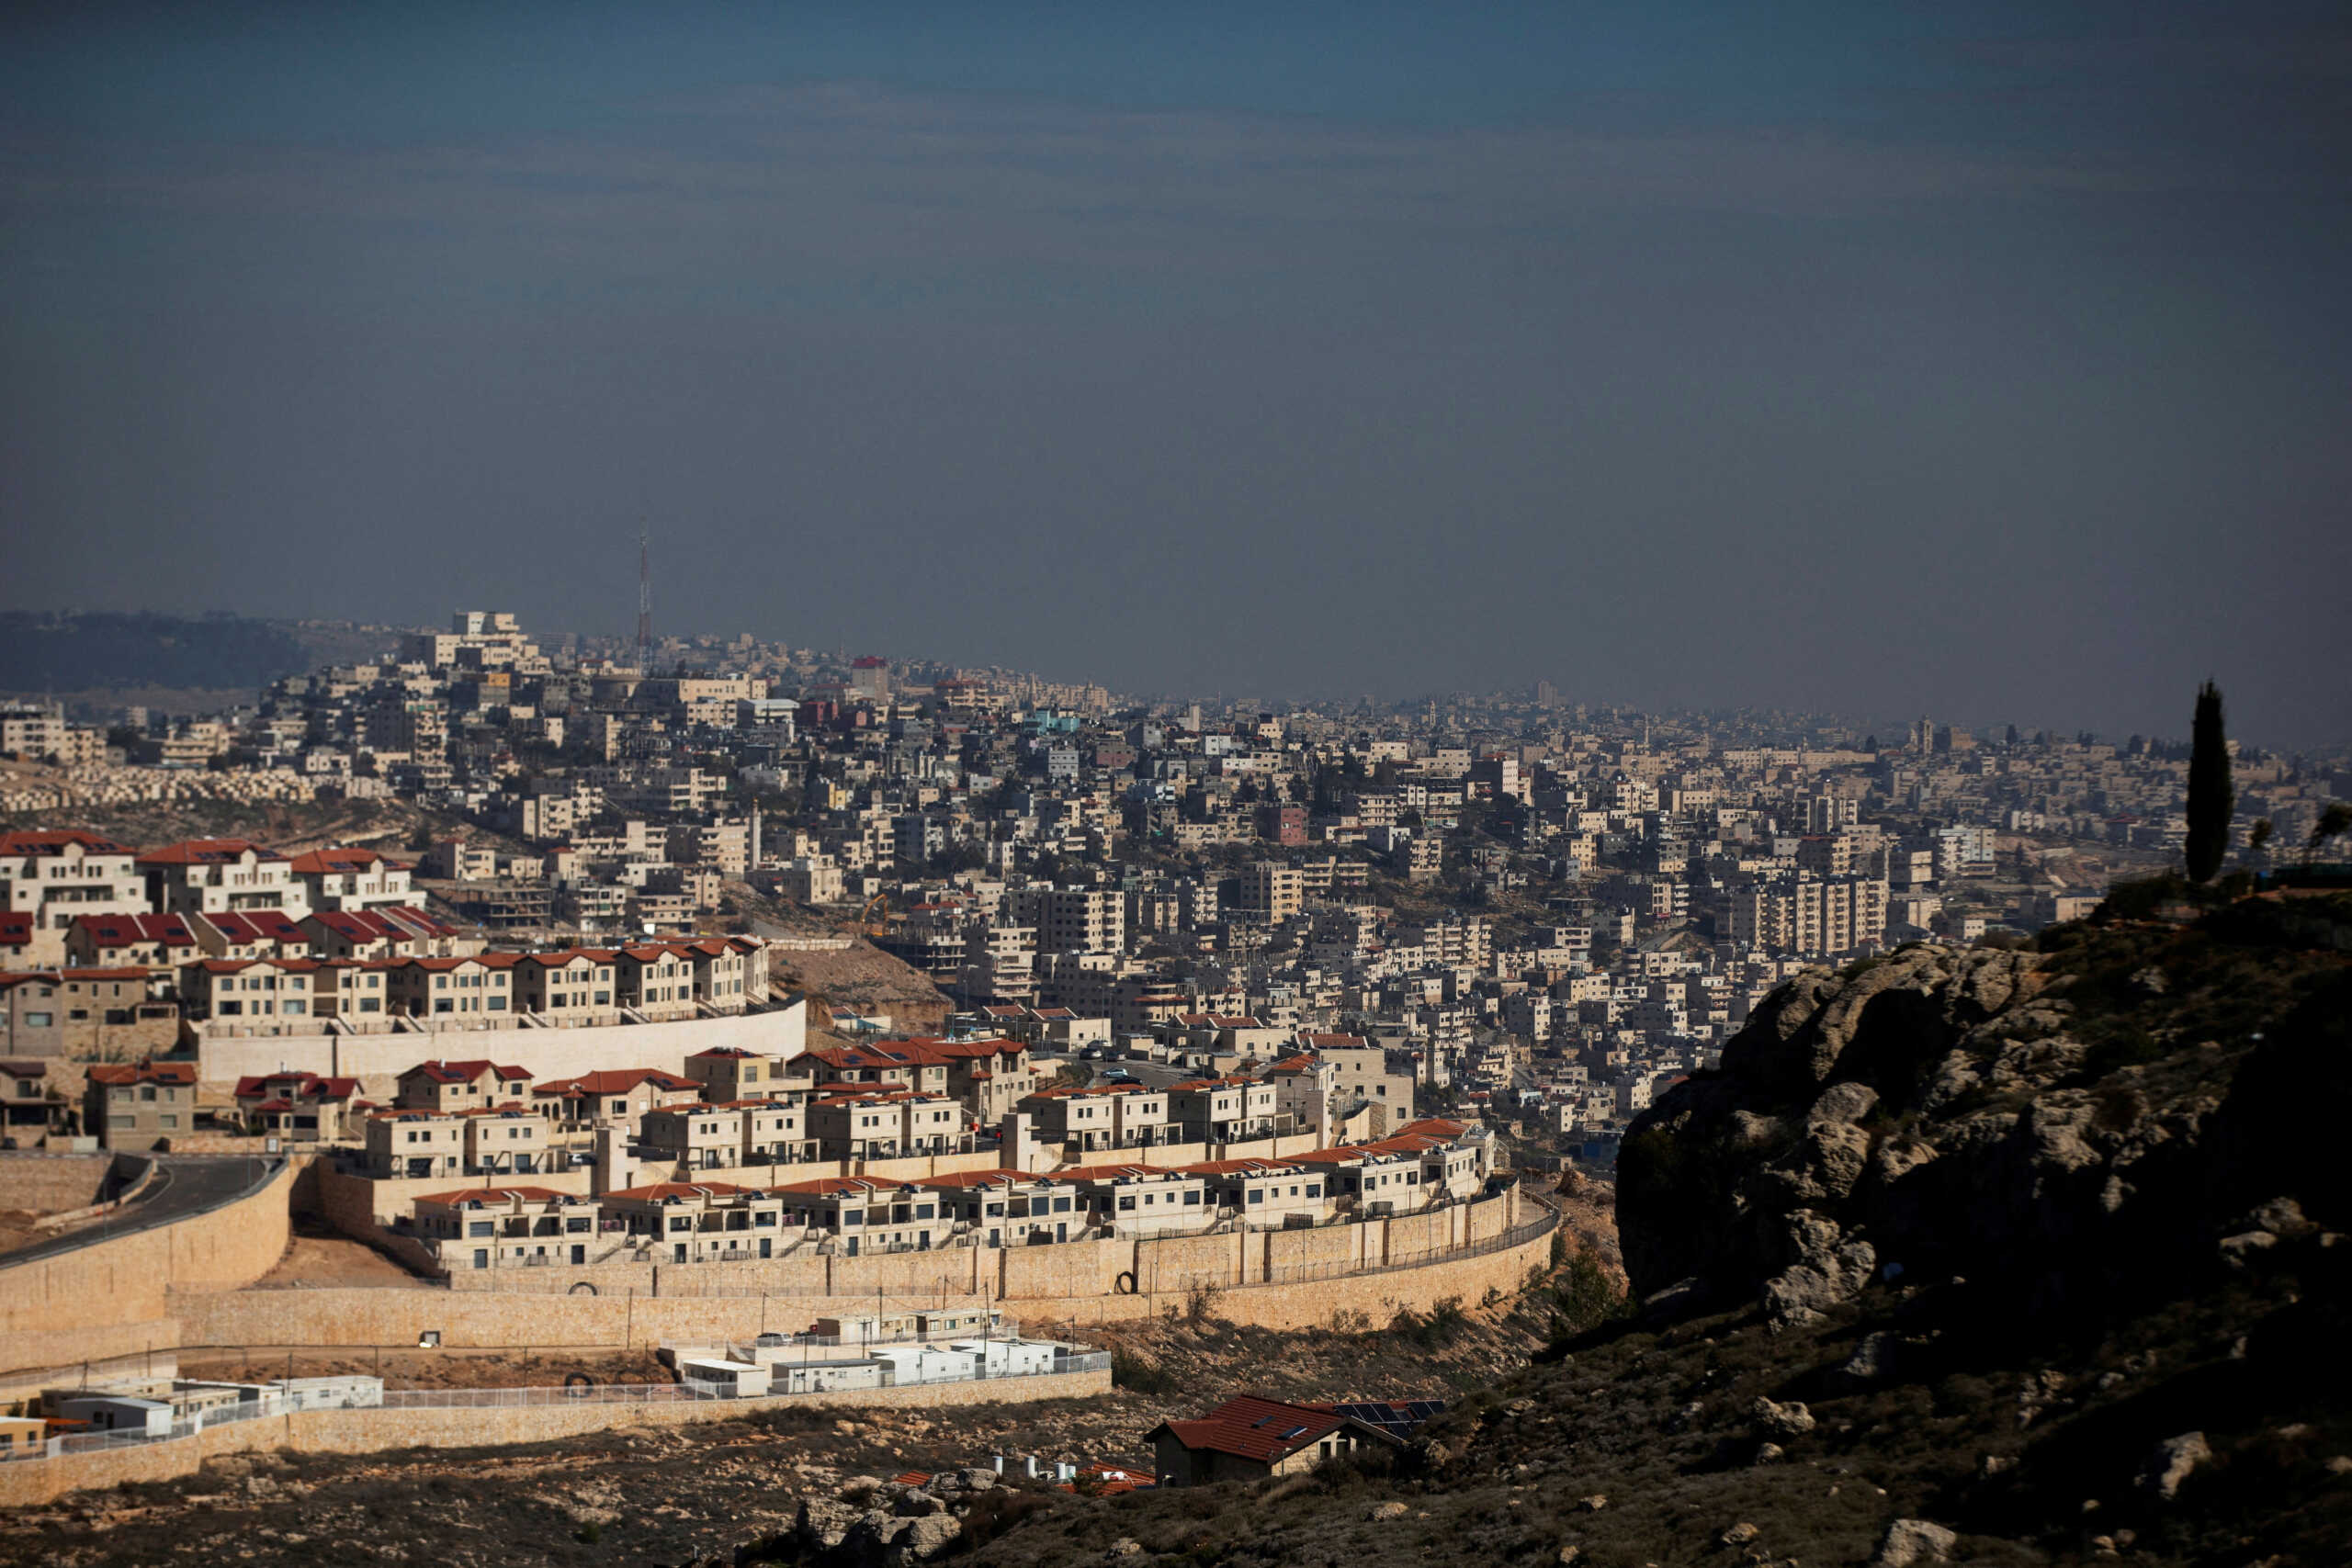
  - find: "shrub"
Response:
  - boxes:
[1113,1350,1181,1395]
[1390,1296,1468,1348]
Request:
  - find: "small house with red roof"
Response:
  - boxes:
[82,1060,198,1150]
[395,1058,533,1113]
[1147,1395,1405,1486]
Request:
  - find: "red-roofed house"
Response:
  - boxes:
[196,909,312,961]
[1147,1396,1400,1486]
[287,848,414,912]
[0,830,147,963]
[300,907,463,961]
[63,912,203,977]
[0,911,37,967]
[532,1068,702,1133]
[139,840,310,919]
[601,1180,791,1263]
[83,1060,198,1149]
[232,1070,365,1141]
[395,1058,533,1113]
[411,1186,599,1270]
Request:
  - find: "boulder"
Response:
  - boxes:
[1873,1518,1957,1565]
[1750,1397,1815,1438]
[1827,1332,1898,1392]
[1367,1502,1409,1521]
[796,1498,862,1552]
[2135,1432,2211,1501]
[954,1467,998,1492]
[1807,1081,1880,1128]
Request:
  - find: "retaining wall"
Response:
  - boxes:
[0,1158,296,1345]
[0,1155,116,1214]
[169,1202,1555,1350]
[0,1364,1111,1508]
[434,1185,1516,1301]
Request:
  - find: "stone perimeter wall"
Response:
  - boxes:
[0,1365,1111,1510]
[170,1201,1555,1350]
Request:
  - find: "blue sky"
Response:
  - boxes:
[4,3,2347,741]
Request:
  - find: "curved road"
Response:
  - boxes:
[0,1156,280,1270]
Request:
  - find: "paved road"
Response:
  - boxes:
[0,1156,278,1270]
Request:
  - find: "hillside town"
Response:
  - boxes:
[6,608,2338,1177]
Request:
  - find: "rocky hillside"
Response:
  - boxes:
[910,895,2346,1567]
[1618,898,2350,1324]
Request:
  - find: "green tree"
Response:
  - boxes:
[2307,801,2352,868]
[2183,680,2233,884]
[2248,818,2274,866]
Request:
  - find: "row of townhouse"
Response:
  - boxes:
[1016,1075,1283,1153]
[0,832,419,965]
[408,1115,1498,1269]
[176,937,768,1033]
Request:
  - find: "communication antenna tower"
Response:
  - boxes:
[636,526,652,675]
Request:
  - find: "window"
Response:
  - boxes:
[23,1011,51,1027]
[1248,1190,1263,1204]
[434,999,452,1014]
[487,997,507,1010]
[469,1221,493,1237]
[1182,1191,1201,1205]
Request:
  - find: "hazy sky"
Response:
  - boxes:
[4,3,2347,744]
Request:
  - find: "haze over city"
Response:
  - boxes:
[6,1,2349,744]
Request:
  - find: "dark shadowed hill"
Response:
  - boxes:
[910,897,2350,1568]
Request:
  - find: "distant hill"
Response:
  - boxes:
[0,612,318,692]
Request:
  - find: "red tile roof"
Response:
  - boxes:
[137,838,286,866]
[86,1061,197,1087]
[0,829,135,857]
[72,913,198,948]
[1148,1396,1351,1464]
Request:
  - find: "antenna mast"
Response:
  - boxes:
[636,526,652,675]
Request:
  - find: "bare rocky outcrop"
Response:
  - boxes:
[1615,934,2338,1318]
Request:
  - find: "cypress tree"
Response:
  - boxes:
[2184,680,2233,883]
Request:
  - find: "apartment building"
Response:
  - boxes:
[0,969,176,1059]
[1051,1162,1213,1238]
[1238,863,1305,923]
[607,1179,802,1264]
[383,954,522,1020]
[806,1089,966,1159]
[1017,1082,1173,1152]
[1014,886,1125,954]
[460,1107,553,1174]
[915,1168,1072,1247]
[0,831,147,963]
[767,1175,942,1257]
[680,1045,809,1105]
[286,848,414,911]
[510,950,622,1023]
[365,1111,467,1179]
[181,957,335,1029]
[639,1101,752,1170]
[139,840,311,919]
[1181,1157,1328,1228]
[299,907,463,961]
[413,1186,598,1270]
[613,939,763,1018]
[1165,1077,1281,1144]
[1297,1035,1417,1134]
